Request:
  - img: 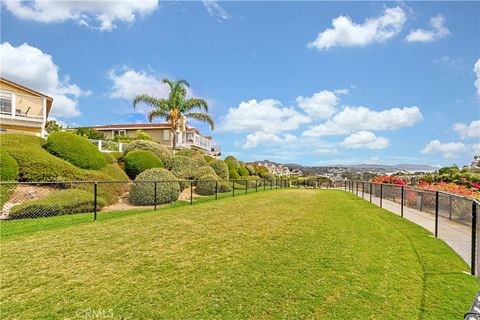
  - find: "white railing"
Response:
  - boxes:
[88,139,123,153]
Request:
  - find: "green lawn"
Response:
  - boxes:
[0,189,477,319]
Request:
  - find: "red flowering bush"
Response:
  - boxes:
[371,175,407,186]
[417,181,480,199]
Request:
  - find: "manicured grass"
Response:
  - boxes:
[1,189,477,319]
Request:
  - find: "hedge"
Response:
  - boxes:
[195,166,217,180]
[123,140,172,167]
[262,172,276,181]
[196,174,219,195]
[225,156,240,170]
[110,152,123,161]
[103,152,117,164]
[209,159,229,179]
[229,168,240,180]
[9,189,107,219]
[170,155,201,189]
[0,133,86,182]
[258,166,270,177]
[203,155,213,163]
[0,150,19,207]
[175,149,201,157]
[98,164,129,181]
[45,132,107,170]
[129,168,180,206]
[246,165,256,175]
[237,166,250,177]
[124,150,163,179]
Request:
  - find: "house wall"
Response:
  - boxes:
[0,123,42,135]
[0,82,44,117]
[97,128,173,147]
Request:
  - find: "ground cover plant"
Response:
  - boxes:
[1,190,476,319]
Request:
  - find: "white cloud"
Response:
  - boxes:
[2,0,158,31]
[296,90,339,119]
[342,131,390,149]
[421,140,467,159]
[243,132,296,149]
[454,120,480,139]
[433,55,462,68]
[307,7,406,50]
[0,42,88,118]
[108,67,194,114]
[474,59,480,97]
[405,14,450,43]
[303,106,423,137]
[202,0,230,21]
[472,143,480,155]
[220,99,310,133]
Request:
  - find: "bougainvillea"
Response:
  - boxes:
[371,175,407,186]
[417,181,480,199]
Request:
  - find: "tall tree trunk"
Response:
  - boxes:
[172,129,177,150]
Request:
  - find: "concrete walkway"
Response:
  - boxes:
[343,188,474,271]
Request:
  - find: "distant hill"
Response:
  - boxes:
[253,160,438,175]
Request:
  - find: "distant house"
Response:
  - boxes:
[88,122,220,155]
[0,77,53,137]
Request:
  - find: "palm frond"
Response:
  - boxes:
[183,98,209,113]
[185,112,214,130]
[162,79,175,91]
[133,94,169,111]
[147,109,171,123]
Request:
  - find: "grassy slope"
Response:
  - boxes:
[1,190,477,319]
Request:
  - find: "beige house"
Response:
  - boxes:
[0,77,53,137]
[89,123,219,154]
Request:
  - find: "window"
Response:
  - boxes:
[163,130,170,140]
[0,91,12,115]
[113,130,126,136]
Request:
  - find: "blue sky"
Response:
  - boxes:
[1,1,479,167]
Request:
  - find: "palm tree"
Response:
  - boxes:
[133,79,214,150]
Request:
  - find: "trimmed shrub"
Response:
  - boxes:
[196,174,219,195]
[123,140,170,161]
[218,180,232,193]
[99,164,129,181]
[129,168,180,206]
[195,166,217,179]
[229,168,240,180]
[237,166,250,177]
[209,159,229,179]
[0,149,18,181]
[246,165,256,176]
[175,149,201,157]
[46,132,107,170]
[9,189,107,219]
[203,155,213,163]
[0,133,86,182]
[225,156,240,170]
[258,166,269,178]
[103,152,117,164]
[170,155,201,187]
[110,152,123,161]
[262,172,276,181]
[193,154,208,167]
[0,150,19,207]
[124,150,163,179]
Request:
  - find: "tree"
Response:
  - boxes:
[133,79,214,150]
[45,120,63,133]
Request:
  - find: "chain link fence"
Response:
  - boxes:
[343,180,480,276]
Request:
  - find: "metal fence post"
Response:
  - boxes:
[233,180,235,197]
[435,191,439,237]
[401,186,404,218]
[256,180,258,192]
[356,181,358,196]
[344,180,347,190]
[245,180,248,194]
[362,182,364,199]
[190,181,193,205]
[264,179,266,191]
[154,181,157,211]
[471,201,477,275]
[420,192,423,211]
[448,195,452,221]
[215,181,218,200]
[380,184,383,208]
[276,179,278,189]
[369,183,372,202]
[93,181,97,222]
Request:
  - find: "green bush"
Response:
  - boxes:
[46,132,107,170]
[0,133,87,182]
[75,127,105,139]
[195,166,217,179]
[0,149,19,207]
[170,155,201,179]
[196,174,219,195]
[258,166,269,178]
[203,155,213,163]
[209,159,229,179]
[110,152,123,161]
[129,168,180,206]
[103,152,117,164]
[218,180,232,193]
[229,168,240,180]
[262,172,276,181]
[0,149,18,181]
[9,189,107,219]
[225,156,240,170]
[175,149,201,157]
[237,166,250,177]
[124,150,163,179]
[123,140,170,161]
[246,165,256,175]
[98,164,129,181]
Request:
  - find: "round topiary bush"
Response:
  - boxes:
[0,149,19,181]
[229,168,240,180]
[45,132,107,170]
[175,149,201,157]
[129,168,180,206]
[196,174,219,195]
[123,140,172,167]
[262,172,276,181]
[237,166,250,177]
[209,159,229,179]
[225,155,240,170]
[124,150,163,179]
[218,180,232,193]
[195,166,217,179]
[170,155,202,190]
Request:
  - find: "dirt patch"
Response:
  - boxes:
[178,187,205,201]
[1,185,56,219]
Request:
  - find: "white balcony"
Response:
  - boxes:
[177,132,219,154]
[0,91,45,126]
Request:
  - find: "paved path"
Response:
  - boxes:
[341,188,474,272]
